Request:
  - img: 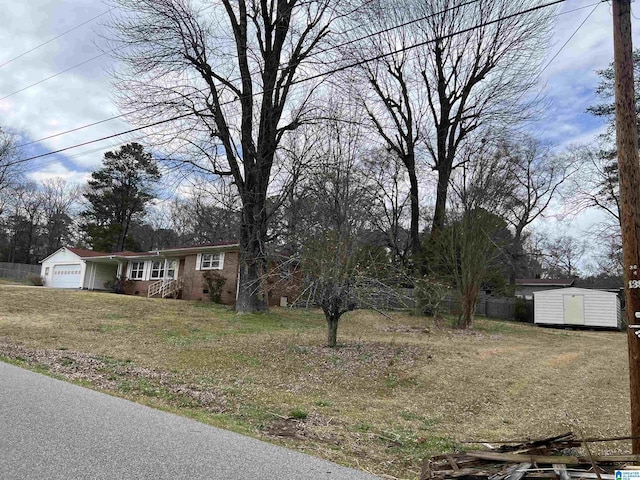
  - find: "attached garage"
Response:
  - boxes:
[40,247,116,290]
[533,287,622,329]
[51,264,83,288]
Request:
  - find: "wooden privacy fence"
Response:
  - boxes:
[439,295,533,323]
[371,289,534,322]
[0,262,40,281]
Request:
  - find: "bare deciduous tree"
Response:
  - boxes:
[344,0,554,245]
[0,128,22,217]
[361,152,413,268]
[538,232,585,278]
[39,178,81,256]
[499,135,575,283]
[293,104,401,346]
[107,0,339,312]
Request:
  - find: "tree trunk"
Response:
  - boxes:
[407,159,421,257]
[456,286,479,329]
[327,315,339,348]
[509,235,523,285]
[236,192,269,312]
[236,233,268,312]
[431,163,452,236]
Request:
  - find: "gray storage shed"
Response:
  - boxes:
[533,287,622,329]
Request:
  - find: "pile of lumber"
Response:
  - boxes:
[421,432,640,480]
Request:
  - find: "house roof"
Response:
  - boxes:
[66,247,111,258]
[157,242,239,256]
[43,242,241,263]
[516,278,575,287]
[39,246,111,263]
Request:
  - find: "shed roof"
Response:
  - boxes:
[516,278,575,287]
[533,286,618,297]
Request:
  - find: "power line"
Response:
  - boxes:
[11,0,567,168]
[14,110,197,166]
[3,0,376,106]
[538,1,603,76]
[0,49,114,102]
[19,0,587,151]
[0,8,112,68]
[16,0,482,148]
[17,110,137,149]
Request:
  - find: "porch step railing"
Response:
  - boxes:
[148,278,183,299]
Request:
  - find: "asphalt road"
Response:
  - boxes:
[0,361,378,479]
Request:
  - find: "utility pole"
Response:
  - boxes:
[613,0,640,454]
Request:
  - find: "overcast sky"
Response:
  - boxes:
[0,0,636,252]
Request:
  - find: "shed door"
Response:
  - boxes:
[563,294,585,325]
[51,264,82,288]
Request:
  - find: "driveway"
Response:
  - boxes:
[0,361,378,479]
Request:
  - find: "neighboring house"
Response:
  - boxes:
[40,242,241,305]
[515,278,575,300]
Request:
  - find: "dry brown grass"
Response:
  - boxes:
[0,286,630,479]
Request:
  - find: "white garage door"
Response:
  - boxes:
[51,264,82,288]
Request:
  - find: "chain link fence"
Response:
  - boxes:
[0,262,41,281]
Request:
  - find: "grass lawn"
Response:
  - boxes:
[0,286,631,479]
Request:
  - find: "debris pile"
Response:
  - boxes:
[421,433,640,480]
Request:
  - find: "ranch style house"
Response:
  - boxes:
[40,242,241,305]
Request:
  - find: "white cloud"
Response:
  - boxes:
[0,1,128,173]
[27,160,90,186]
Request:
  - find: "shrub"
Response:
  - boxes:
[27,274,45,286]
[288,408,308,420]
[104,275,132,294]
[413,278,450,318]
[514,297,533,323]
[202,271,226,303]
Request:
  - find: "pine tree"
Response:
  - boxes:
[82,143,160,252]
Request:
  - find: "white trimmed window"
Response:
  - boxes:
[130,262,145,280]
[150,261,164,279]
[197,252,224,270]
[166,260,176,279]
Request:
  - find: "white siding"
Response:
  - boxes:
[83,262,118,290]
[41,248,84,287]
[534,287,620,328]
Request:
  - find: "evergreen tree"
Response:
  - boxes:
[82,143,160,252]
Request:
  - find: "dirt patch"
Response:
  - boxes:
[0,339,228,413]
[546,351,582,367]
[477,346,526,360]
[264,413,336,441]
[383,325,430,334]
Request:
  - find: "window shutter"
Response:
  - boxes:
[218,252,225,270]
[195,253,202,271]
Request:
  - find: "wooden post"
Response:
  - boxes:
[613,0,640,455]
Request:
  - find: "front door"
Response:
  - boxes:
[563,294,585,325]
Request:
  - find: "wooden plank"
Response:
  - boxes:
[489,462,520,480]
[566,474,616,480]
[553,463,571,480]
[466,451,640,464]
[446,454,460,472]
[507,462,532,480]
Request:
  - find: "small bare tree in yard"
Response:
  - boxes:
[294,104,399,347]
[107,0,339,312]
